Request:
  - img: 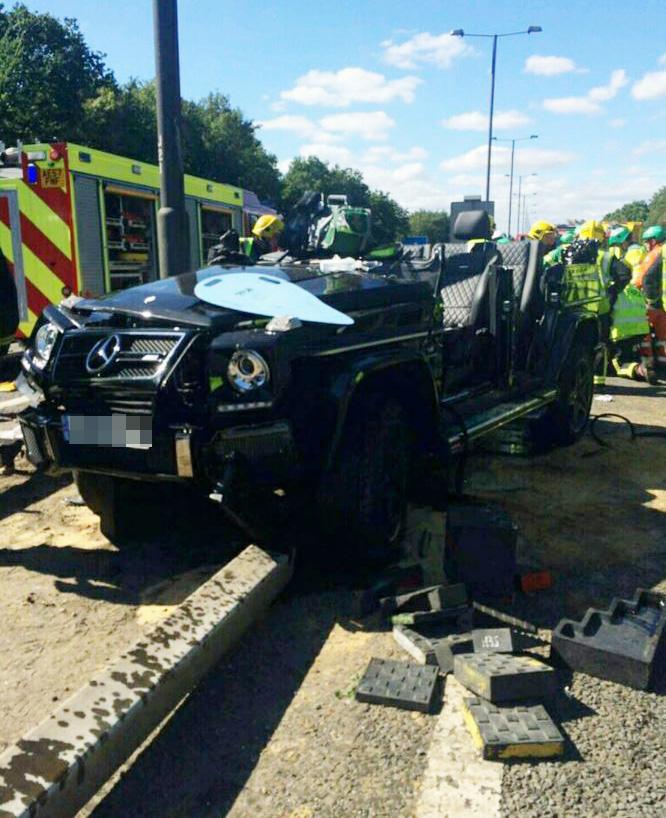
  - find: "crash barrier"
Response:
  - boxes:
[0,545,293,818]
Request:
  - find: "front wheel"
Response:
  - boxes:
[317,395,411,563]
[540,338,594,446]
[74,471,143,545]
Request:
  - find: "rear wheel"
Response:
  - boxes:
[318,395,411,563]
[539,338,594,446]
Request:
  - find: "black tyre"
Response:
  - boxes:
[540,337,594,446]
[318,395,411,563]
[74,471,142,545]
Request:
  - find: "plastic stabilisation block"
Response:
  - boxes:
[462,697,564,760]
[551,588,666,690]
[454,653,557,702]
[355,658,440,713]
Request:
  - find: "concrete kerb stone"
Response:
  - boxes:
[0,545,293,818]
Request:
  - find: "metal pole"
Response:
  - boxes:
[485,34,498,203]
[507,139,515,236]
[516,175,523,236]
[153,0,189,278]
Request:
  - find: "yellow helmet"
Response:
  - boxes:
[252,214,284,240]
[577,220,606,241]
[528,220,557,241]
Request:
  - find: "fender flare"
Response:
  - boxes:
[324,348,439,469]
[544,311,600,384]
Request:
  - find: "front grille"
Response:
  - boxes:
[52,330,185,383]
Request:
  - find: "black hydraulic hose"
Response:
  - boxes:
[440,401,469,495]
[588,412,666,449]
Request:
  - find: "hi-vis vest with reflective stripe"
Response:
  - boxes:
[610,285,649,341]
[562,248,611,315]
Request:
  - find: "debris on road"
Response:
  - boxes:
[552,587,666,690]
[472,628,515,654]
[355,658,440,713]
[453,653,557,703]
[380,582,467,617]
[462,698,565,760]
[471,600,538,635]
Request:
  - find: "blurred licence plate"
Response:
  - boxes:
[62,415,152,449]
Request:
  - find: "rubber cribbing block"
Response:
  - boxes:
[551,588,666,690]
[355,658,440,713]
[462,698,565,760]
[454,653,557,702]
[472,628,514,653]
[393,624,440,665]
[392,603,470,627]
[381,583,468,617]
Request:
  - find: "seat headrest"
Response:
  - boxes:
[453,210,492,241]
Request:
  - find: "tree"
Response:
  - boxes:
[603,200,649,223]
[280,157,409,244]
[0,3,114,144]
[368,191,409,246]
[280,157,371,213]
[648,186,666,226]
[408,210,451,243]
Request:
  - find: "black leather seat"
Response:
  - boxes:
[439,212,498,330]
[497,240,545,366]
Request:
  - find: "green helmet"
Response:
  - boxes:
[558,228,575,246]
[641,224,665,242]
[608,225,631,246]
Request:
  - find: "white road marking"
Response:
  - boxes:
[415,676,502,818]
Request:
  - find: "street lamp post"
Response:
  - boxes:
[153,0,189,278]
[493,134,538,235]
[451,26,542,204]
[515,173,537,236]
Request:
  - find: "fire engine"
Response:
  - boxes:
[0,141,276,339]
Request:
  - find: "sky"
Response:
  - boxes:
[21,0,666,232]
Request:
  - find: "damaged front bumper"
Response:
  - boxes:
[18,406,301,487]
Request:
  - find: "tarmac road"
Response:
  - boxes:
[1,377,665,817]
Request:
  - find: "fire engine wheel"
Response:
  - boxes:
[318,395,411,563]
[543,338,594,445]
[74,471,143,545]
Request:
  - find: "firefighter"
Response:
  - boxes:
[625,243,647,277]
[634,225,666,377]
[573,220,632,385]
[544,228,575,267]
[609,282,651,381]
[527,220,558,251]
[239,214,285,261]
[607,225,632,260]
[0,246,19,357]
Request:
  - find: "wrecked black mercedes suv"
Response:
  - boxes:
[18,211,602,551]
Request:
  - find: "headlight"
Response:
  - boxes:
[33,322,59,367]
[227,350,270,393]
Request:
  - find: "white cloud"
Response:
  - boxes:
[258,115,317,138]
[280,67,421,107]
[298,143,353,165]
[442,109,532,131]
[543,96,602,114]
[318,111,395,141]
[609,118,626,128]
[588,69,628,101]
[362,145,428,164]
[382,31,470,69]
[633,138,666,157]
[632,55,666,100]
[543,69,628,114]
[524,55,579,76]
[440,144,575,173]
[277,158,292,175]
